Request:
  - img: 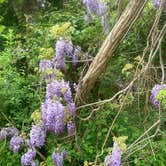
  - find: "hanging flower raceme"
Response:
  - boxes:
[104,136,127,166]
[30,123,46,148]
[67,102,76,116]
[7,127,19,137]
[39,59,55,81]
[21,149,36,166]
[43,79,76,136]
[83,0,109,33]
[0,127,19,140]
[83,0,107,17]
[52,149,67,166]
[151,0,166,13]
[55,39,73,70]
[67,121,76,136]
[46,80,62,99]
[31,160,39,166]
[60,80,73,103]
[39,60,53,73]
[46,80,75,106]
[41,99,66,134]
[0,128,8,140]
[10,135,24,153]
[55,39,82,70]
[72,46,81,68]
[151,84,166,107]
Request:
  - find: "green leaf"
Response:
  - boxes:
[0,0,5,3]
[0,25,5,33]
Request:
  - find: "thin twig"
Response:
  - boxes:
[159,46,165,84]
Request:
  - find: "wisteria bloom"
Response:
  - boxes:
[151,0,166,13]
[0,128,8,140]
[83,0,107,17]
[7,127,19,137]
[104,155,112,166]
[55,39,73,70]
[31,160,39,166]
[52,150,67,166]
[46,80,74,103]
[61,150,67,159]
[39,59,53,73]
[60,80,73,103]
[67,121,76,136]
[41,99,66,134]
[83,0,109,33]
[21,149,36,166]
[151,84,166,107]
[46,80,61,99]
[104,136,127,166]
[39,59,54,81]
[30,124,46,148]
[10,135,24,153]
[0,127,19,140]
[67,102,76,116]
[72,46,81,67]
[104,141,122,166]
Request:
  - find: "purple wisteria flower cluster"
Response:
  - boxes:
[52,149,67,166]
[104,142,122,166]
[55,38,81,70]
[151,0,166,13]
[67,121,76,136]
[30,123,46,148]
[83,0,107,17]
[55,39,73,70]
[41,99,66,134]
[0,127,19,140]
[20,123,46,166]
[0,126,40,165]
[10,135,24,153]
[0,126,43,165]
[82,0,109,33]
[42,79,76,135]
[40,84,71,164]
[39,59,54,81]
[21,149,37,166]
[150,84,166,107]
[0,127,24,154]
[104,137,127,166]
[39,39,81,82]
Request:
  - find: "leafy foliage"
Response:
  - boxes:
[0,0,166,166]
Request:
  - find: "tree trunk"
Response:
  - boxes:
[75,0,147,106]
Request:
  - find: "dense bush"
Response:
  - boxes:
[0,0,166,166]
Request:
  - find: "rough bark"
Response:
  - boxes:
[117,0,123,17]
[75,0,147,106]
